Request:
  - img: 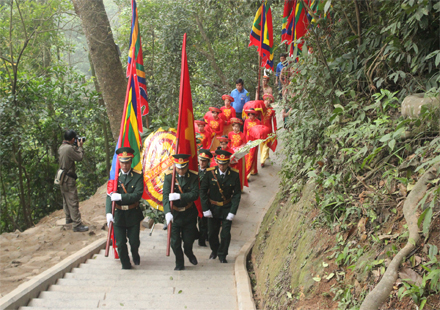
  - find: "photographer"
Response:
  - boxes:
[58,130,88,232]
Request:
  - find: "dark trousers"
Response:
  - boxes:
[171,207,198,268]
[114,222,140,269]
[208,217,232,259]
[198,216,208,241]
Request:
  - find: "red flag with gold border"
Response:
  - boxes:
[176,33,202,217]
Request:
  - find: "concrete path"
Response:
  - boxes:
[18,136,281,310]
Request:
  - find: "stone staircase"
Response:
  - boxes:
[19,227,238,310]
[15,136,282,310]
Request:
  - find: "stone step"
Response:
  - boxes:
[65,270,235,281]
[55,276,234,288]
[48,283,235,294]
[27,295,236,309]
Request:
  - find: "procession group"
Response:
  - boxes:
[105,78,278,270]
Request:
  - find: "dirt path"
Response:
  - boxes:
[0,184,112,297]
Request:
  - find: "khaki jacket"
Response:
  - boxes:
[58,142,84,178]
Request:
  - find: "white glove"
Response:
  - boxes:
[106,213,113,227]
[203,210,213,218]
[169,193,181,201]
[226,213,235,221]
[111,193,122,201]
[165,212,174,225]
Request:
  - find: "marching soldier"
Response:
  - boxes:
[106,147,144,270]
[200,150,241,263]
[197,149,213,247]
[163,154,200,270]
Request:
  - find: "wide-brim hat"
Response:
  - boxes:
[245,108,257,115]
[217,136,229,143]
[116,147,135,163]
[215,149,232,164]
[172,154,190,169]
[222,94,234,102]
[198,149,213,161]
[195,119,207,126]
[263,93,275,102]
[230,117,243,125]
[209,107,221,114]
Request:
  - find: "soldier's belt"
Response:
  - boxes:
[115,202,139,211]
[172,203,193,212]
[209,198,231,206]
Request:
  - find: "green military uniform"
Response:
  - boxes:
[200,166,241,261]
[106,170,144,269]
[163,168,200,269]
[198,168,208,246]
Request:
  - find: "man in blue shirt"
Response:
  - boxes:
[276,54,287,97]
[230,78,250,120]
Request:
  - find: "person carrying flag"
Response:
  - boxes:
[106,147,144,269]
[163,154,200,270]
[197,149,213,247]
[200,150,241,263]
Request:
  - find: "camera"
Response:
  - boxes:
[74,136,86,146]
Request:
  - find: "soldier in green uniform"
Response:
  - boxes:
[197,149,213,247]
[200,150,241,263]
[105,147,144,270]
[163,154,200,270]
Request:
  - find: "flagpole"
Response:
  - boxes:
[256,0,265,101]
[105,63,134,258]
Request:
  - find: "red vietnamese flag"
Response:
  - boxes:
[176,33,202,217]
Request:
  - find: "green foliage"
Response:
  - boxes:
[0,1,115,233]
[113,0,284,131]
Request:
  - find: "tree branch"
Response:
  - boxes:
[15,0,28,40]
[353,0,362,47]
[194,14,229,90]
[360,163,440,310]
[341,4,357,37]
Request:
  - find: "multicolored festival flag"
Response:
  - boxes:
[127,0,149,117]
[176,33,202,217]
[249,1,274,70]
[281,0,310,56]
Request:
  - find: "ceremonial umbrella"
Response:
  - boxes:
[242,100,267,119]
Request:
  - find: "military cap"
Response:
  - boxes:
[172,154,190,168]
[116,147,135,163]
[215,149,232,164]
[198,149,213,161]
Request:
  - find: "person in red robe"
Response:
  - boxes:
[195,119,214,150]
[207,107,224,151]
[220,94,236,135]
[243,109,261,179]
[228,118,248,189]
[260,93,278,167]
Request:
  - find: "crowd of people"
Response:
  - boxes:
[63,77,280,271]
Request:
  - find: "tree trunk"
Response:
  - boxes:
[88,53,111,173]
[71,0,126,142]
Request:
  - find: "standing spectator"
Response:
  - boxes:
[230,78,250,121]
[58,130,88,232]
[275,54,287,97]
[262,75,273,96]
